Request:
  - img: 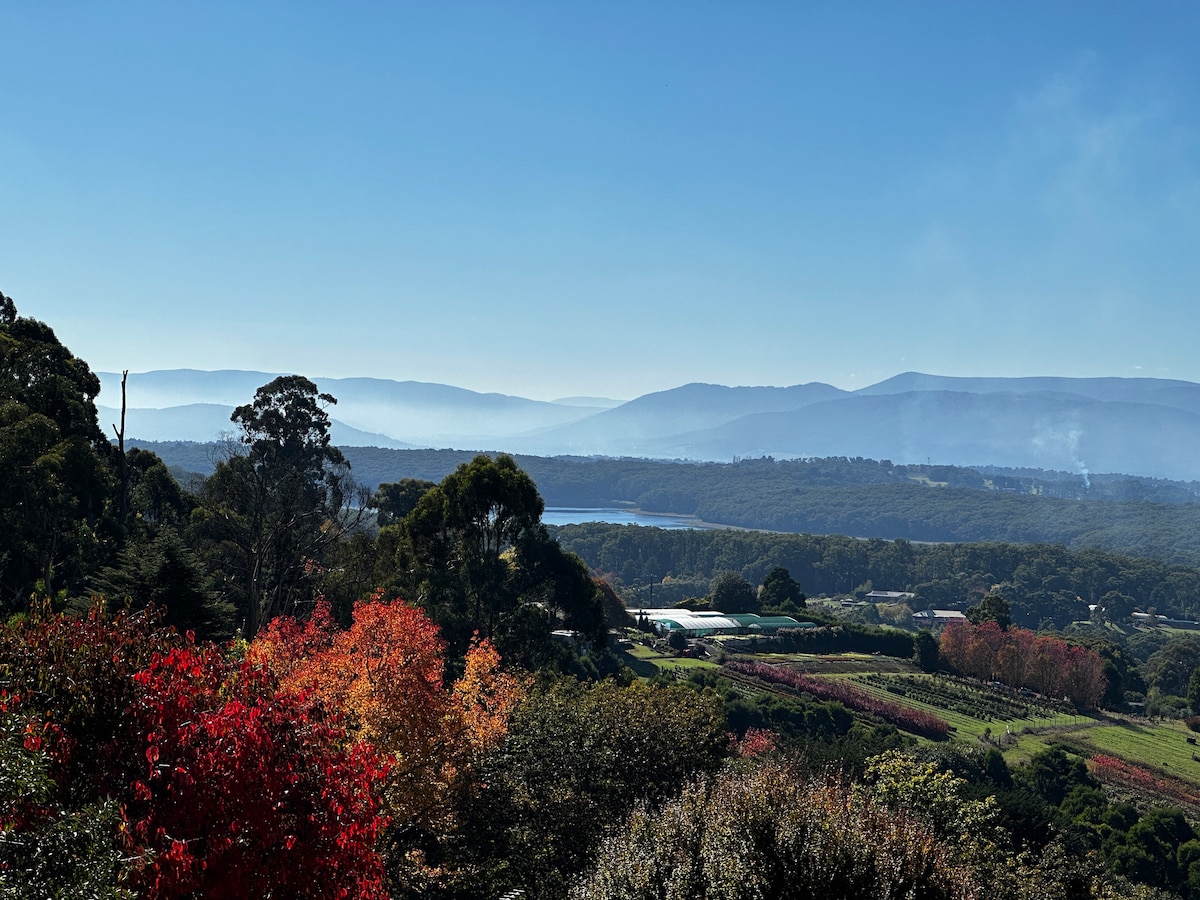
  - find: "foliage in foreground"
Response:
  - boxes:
[0,604,389,898]
[576,749,1181,900]
[249,593,527,888]
[448,676,730,900]
[573,757,982,900]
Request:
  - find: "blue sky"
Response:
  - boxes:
[3,2,1199,401]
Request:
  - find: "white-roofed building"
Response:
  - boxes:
[629,608,811,638]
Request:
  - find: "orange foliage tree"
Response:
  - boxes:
[249,594,526,834]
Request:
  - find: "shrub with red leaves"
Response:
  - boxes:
[0,607,390,899]
[723,660,951,739]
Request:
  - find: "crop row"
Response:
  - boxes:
[1089,754,1200,809]
[723,660,951,740]
[855,674,1044,722]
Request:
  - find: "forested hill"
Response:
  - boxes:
[547,523,1200,627]
[136,442,1200,567]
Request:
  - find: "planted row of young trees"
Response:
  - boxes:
[938,620,1108,707]
[723,659,952,739]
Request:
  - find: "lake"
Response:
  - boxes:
[542,507,704,529]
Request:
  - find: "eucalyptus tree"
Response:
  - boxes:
[396,453,604,659]
[192,375,366,636]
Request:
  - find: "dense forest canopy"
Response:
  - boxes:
[135,443,1200,568]
[550,522,1200,626]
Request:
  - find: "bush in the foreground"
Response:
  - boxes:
[0,605,390,899]
[572,758,982,900]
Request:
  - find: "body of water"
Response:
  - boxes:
[542,507,704,529]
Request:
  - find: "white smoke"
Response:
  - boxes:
[1031,417,1090,489]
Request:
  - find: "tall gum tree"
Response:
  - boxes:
[396,453,605,660]
[192,375,365,637]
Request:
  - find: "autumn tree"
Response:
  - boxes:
[939,621,1107,707]
[249,595,525,889]
[119,645,389,899]
[0,603,390,899]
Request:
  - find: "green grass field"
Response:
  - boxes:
[620,643,1200,799]
[1055,721,1200,785]
[618,643,717,678]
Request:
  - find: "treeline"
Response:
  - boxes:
[938,621,1109,707]
[551,523,1200,627]
[137,443,1200,567]
[0,294,611,671]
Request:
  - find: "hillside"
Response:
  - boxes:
[102,369,1200,481]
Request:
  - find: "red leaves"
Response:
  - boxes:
[250,597,524,836]
[0,608,389,900]
[1089,754,1200,807]
[938,621,1107,706]
[117,644,390,899]
[734,727,780,758]
[724,659,952,739]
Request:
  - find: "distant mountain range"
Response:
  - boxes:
[96,370,1200,482]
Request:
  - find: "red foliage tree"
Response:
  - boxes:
[119,644,389,899]
[250,596,525,834]
[937,621,1106,707]
[0,605,390,899]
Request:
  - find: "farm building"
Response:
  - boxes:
[866,590,915,603]
[911,609,967,625]
[629,608,812,638]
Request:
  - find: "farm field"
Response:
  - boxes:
[729,653,1200,785]
[842,671,1088,764]
[618,642,717,678]
[622,641,1200,806]
[1056,721,1200,788]
[831,669,1200,793]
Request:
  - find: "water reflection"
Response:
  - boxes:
[542,507,701,529]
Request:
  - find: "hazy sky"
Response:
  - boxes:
[3,3,1199,401]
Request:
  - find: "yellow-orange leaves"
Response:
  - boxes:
[452,636,527,758]
[249,596,525,831]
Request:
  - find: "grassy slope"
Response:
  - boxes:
[735,652,1200,797]
[618,641,1200,807]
